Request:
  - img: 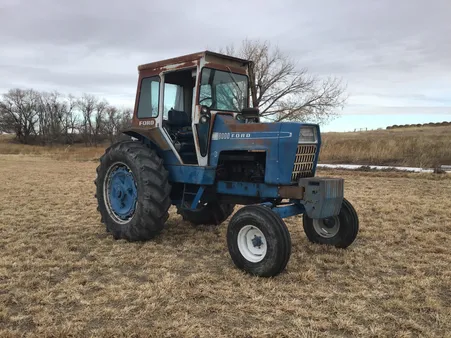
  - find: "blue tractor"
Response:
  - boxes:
[95,51,358,277]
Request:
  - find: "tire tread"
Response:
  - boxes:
[95,140,171,241]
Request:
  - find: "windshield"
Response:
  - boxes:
[198,68,248,112]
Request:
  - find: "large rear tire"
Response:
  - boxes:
[95,141,171,241]
[178,202,235,225]
[303,198,358,248]
[227,205,291,277]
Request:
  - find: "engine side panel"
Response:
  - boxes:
[209,115,303,185]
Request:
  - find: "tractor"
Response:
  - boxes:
[95,51,359,277]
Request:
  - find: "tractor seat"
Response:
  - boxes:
[166,109,196,163]
[167,109,191,127]
[177,129,193,140]
[166,109,194,140]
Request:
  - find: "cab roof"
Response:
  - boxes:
[138,51,252,72]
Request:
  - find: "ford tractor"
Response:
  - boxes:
[95,51,359,277]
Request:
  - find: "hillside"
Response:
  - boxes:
[319,125,451,168]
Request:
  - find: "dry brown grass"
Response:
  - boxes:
[1,155,451,337]
[0,135,105,161]
[320,125,451,168]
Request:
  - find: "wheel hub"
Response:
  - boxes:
[237,225,267,263]
[313,216,340,238]
[323,217,336,228]
[251,235,263,248]
[105,164,137,223]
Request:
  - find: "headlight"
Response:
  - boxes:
[298,127,317,143]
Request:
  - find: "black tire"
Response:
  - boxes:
[95,141,171,241]
[303,198,358,248]
[227,205,291,277]
[178,202,235,225]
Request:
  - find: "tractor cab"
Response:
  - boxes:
[130,51,252,165]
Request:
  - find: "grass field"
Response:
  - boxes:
[319,125,451,168]
[1,155,451,337]
[0,135,104,162]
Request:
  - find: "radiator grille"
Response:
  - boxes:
[291,144,317,181]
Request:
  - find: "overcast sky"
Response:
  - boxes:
[1,0,450,131]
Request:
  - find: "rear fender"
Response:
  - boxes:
[122,127,182,165]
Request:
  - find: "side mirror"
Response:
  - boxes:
[240,107,260,118]
[238,107,260,123]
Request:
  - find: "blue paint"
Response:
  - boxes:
[278,123,299,184]
[221,131,293,139]
[123,131,181,165]
[216,181,279,198]
[166,165,216,185]
[107,167,137,220]
[160,149,181,165]
[139,135,180,165]
[270,203,305,219]
[260,202,305,218]
[190,186,205,210]
[313,125,321,174]
[209,115,277,169]
[209,115,320,185]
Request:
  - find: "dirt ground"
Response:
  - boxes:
[1,155,450,337]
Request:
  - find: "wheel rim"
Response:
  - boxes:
[237,225,267,263]
[104,162,138,224]
[313,216,340,238]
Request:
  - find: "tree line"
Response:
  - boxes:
[386,121,451,130]
[0,88,132,145]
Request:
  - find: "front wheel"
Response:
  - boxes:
[303,198,359,248]
[227,205,291,277]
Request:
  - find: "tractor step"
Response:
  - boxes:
[181,185,205,210]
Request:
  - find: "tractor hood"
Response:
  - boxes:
[209,115,321,185]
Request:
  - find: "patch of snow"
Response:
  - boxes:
[317,164,451,173]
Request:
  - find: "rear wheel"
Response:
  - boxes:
[303,198,358,248]
[178,202,235,225]
[95,141,171,241]
[227,205,291,277]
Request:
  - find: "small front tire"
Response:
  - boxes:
[227,205,291,277]
[303,198,359,248]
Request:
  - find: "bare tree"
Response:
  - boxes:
[93,100,108,146]
[37,91,66,145]
[222,39,347,123]
[0,89,40,143]
[118,108,133,131]
[103,107,133,144]
[103,106,119,144]
[60,94,78,144]
[77,94,98,146]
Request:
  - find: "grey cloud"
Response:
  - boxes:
[0,0,450,112]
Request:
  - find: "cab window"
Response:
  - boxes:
[137,77,160,118]
[199,68,248,112]
[163,83,184,120]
